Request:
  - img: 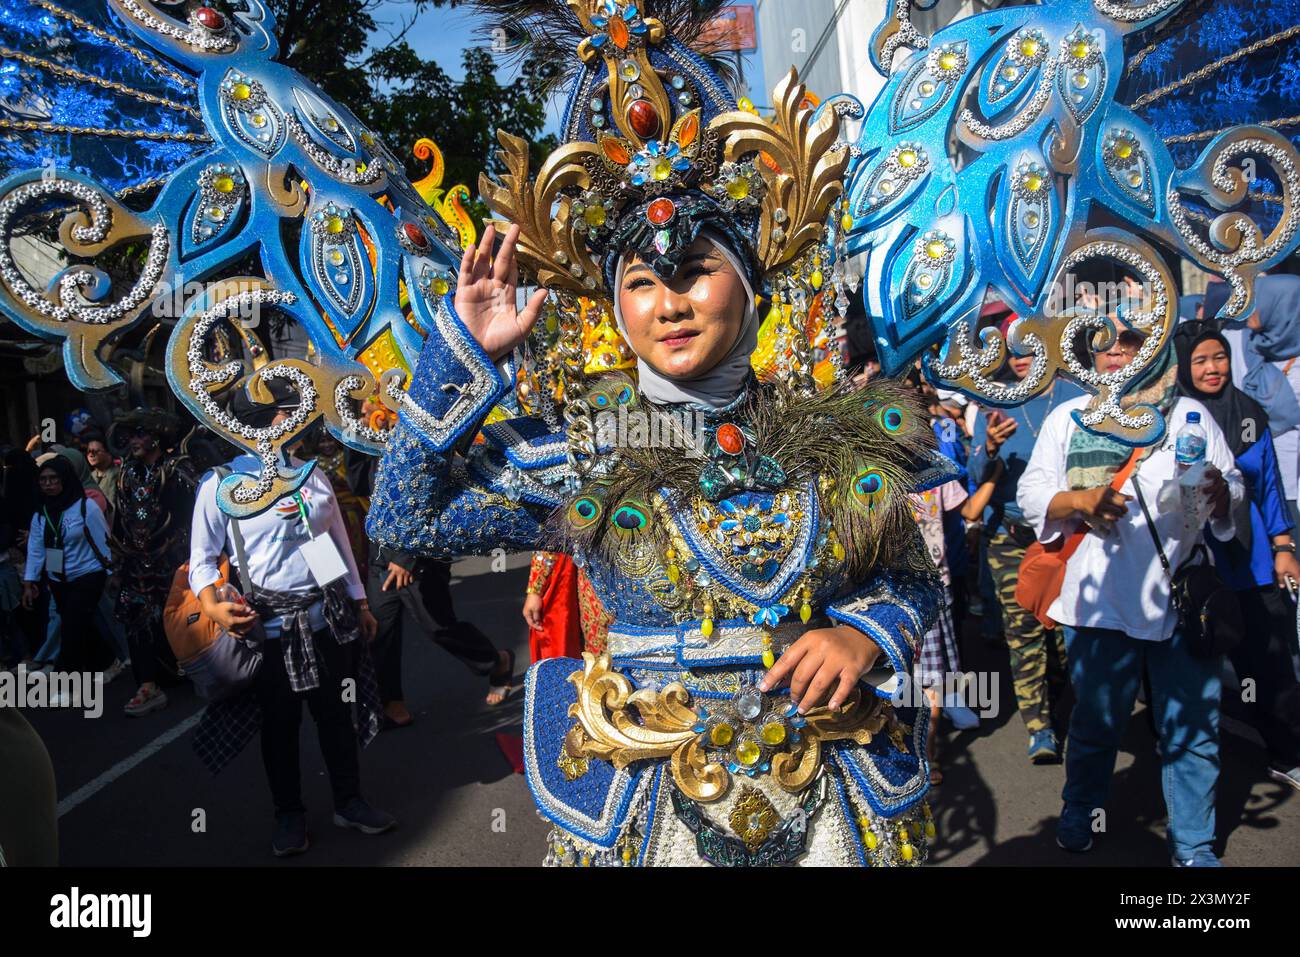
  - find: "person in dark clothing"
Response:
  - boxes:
[109,409,200,716]
[20,455,114,675]
[347,451,514,725]
[2,449,42,665]
[1173,322,1300,791]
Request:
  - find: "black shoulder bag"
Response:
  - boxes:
[1132,477,1243,658]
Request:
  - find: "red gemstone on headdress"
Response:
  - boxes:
[402,222,429,249]
[716,423,744,455]
[628,99,660,139]
[195,6,225,29]
[646,198,676,226]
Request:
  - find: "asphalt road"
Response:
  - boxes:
[21,554,1300,867]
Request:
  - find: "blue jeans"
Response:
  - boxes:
[1061,625,1221,859]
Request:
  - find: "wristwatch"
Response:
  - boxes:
[1271,542,1296,554]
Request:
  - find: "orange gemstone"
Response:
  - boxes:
[676,112,699,149]
[609,17,629,49]
[402,222,428,249]
[646,198,676,225]
[602,137,631,166]
[760,150,783,174]
[628,99,660,138]
[716,423,744,455]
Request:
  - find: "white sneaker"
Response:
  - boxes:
[944,703,980,730]
[101,660,125,684]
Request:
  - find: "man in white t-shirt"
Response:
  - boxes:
[1019,385,1243,866]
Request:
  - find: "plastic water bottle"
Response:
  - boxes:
[1175,411,1207,472]
[1174,411,1209,528]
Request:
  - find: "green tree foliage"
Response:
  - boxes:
[259,0,558,225]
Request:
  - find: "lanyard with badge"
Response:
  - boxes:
[292,490,349,587]
[42,506,65,578]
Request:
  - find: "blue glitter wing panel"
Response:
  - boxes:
[846,0,1300,448]
[1126,0,1300,233]
[0,0,465,517]
[0,0,208,196]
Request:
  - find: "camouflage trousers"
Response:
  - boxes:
[986,527,1069,734]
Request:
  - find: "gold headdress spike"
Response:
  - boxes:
[475,0,852,394]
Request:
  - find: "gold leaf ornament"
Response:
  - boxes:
[479,131,601,294]
[711,69,850,271]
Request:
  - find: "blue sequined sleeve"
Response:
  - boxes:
[825,564,943,689]
[365,294,563,559]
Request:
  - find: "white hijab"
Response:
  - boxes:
[611,231,759,410]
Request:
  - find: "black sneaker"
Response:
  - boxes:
[272,812,310,857]
[333,797,396,835]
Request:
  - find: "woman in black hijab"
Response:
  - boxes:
[1174,321,1300,790]
[20,454,115,674]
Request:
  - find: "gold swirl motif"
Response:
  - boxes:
[166,277,381,517]
[565,653,894,803]
[711,70,850,273]
[930,227,1177,444]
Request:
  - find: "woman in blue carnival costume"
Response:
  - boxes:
[364,1,955,866]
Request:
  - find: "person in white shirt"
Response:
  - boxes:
[20,454,116,676]
[188,381,392,857]
[1019,349,1243,867]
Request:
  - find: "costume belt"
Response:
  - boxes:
[563,653,909,804]
[607,619,807,667]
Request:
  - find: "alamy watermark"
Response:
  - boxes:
[593,405,712,459]
[0,668,102,718]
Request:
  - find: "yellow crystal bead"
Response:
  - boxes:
[810,270,823,290]
[864,830,878,849]
[580,854,591,866]
[738,96,755,113]
[841,213,854,232]
[898,148,918,168]
[702,618,714,638]
[919,80,935,96]
[925,240,947,260]
[250,113,266,128]
[761,648,775,668]
[231,81,252,100]
[622,846,632,863]
[360,131,374,146]
[1019,37,1039,58]
[925,821,936,838]
[667,564,680,584]
[213,174,235,194]
[832,542,845,561]
[1072,40,1090,59]
[901,843,914,861]
[356,161,367,174]
[938,53,957,71]
[665,547,676,561]
[584,204,607,228]
[760,722,786,746]
[726,177,751,201]
[652,157,673,181]
[326,215,345,235]
[431,277,450,296]
[207,206,225,220]
[1114,141,1133,160]
[1023,172,1043,192]
[799,603,811,623]
[736,740,761,765]
[710,723,734,747]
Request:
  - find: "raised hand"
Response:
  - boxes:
[453,222,548,362]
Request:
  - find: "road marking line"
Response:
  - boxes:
[57,712,203,818]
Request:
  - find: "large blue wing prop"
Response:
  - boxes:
[846,0,1300,446]
[0,0,461,515]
